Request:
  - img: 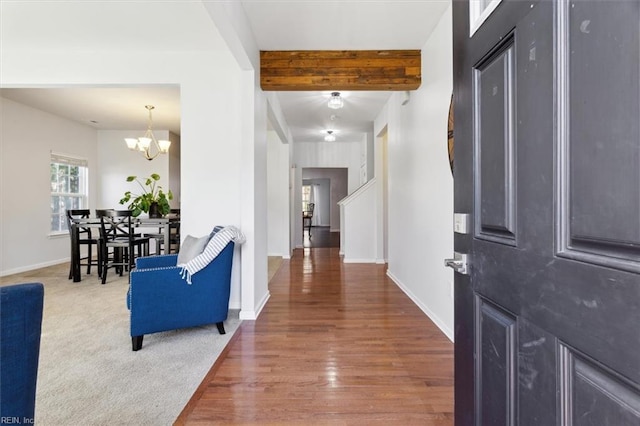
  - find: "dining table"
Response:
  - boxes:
[69,216,179,282]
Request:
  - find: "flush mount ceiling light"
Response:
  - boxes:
[124,105,171,161]
[327,92,344,109]
[324,130,336,142]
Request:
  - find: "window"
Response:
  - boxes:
[302,184,311,212]
[469,0,502,37]
[50,153,88,234]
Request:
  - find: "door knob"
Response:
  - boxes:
[444,252,469,275]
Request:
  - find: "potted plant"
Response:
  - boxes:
[119,173,173,217]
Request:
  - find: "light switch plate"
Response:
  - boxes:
[454,213,470,234]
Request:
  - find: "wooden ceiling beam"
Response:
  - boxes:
[260,50,421,91]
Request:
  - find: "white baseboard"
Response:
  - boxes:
[330,228,340,232]
[240,290,270,320]
[376,259,387,265]
[342,258,376,264]
[282,254,291,260]
[386,270,454,342]
[239,310,255,320]
[1,258,69,278]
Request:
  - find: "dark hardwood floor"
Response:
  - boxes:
[176,247,454,425]
[304,226,340,248]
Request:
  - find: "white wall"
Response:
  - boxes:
[0,3,251,311]
[374,6,454,340]
[295,141,361,192]
[365,132,375,182]
[0,97,98,275]
[339,179,377,263]
[168,131,181,208]
[203,2,297,320]
[267,130,290,258]
[97,130,170,211]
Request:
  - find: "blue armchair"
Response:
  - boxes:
[1,283,44,421]
[127,242,234,351]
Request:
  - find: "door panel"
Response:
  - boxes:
[476,297,517,425]
[474,39,517,245]
[517,319,557,426]
[453,0,640,424]
[559,0,640,271]
[560,345,640,425]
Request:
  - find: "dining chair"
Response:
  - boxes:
[66,209,101,279]
[97,210,150,284]
[146,208,181,255]
[165,208,181,253]
[302,202,315,237]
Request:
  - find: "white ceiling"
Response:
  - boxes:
[1,1,228,53]
[276,90,393,142]
[0,1,450,143]
[241,0,450,51]
[0,87,182,134]
[244,0,449,142]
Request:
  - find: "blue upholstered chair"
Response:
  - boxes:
[127,242,234,351]
[1,283,44,421]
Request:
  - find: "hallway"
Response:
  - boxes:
[177,248,454,425]
[303,226,340,248]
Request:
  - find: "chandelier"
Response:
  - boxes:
[327,92,344,109]
[124,105,171,161]
[324,130,336,142]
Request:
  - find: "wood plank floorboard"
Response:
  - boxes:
[176,247,454,425]
[303,227,340,248]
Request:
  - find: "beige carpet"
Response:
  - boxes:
[268,256,283,283]
[1,262,240,426]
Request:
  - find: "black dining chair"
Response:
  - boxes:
[97,210,150,284]
[145,208,181,255]
[66,209,101,279]
[302,202,315,237]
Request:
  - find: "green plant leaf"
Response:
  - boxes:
[122,173,172,216]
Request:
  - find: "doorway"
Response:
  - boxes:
[301,168,347,248]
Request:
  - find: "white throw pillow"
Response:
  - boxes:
[176,234,209,265]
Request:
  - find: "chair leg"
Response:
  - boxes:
[122,248,128,274]
[99,244,106,282]
[216,322,226,335]
[85,243,91,274]
[132,335,144,351]
[97,243,103,276]
[101,246,109,284]
[118,248,125,276]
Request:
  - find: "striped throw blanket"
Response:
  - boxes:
[179,225,245,284]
